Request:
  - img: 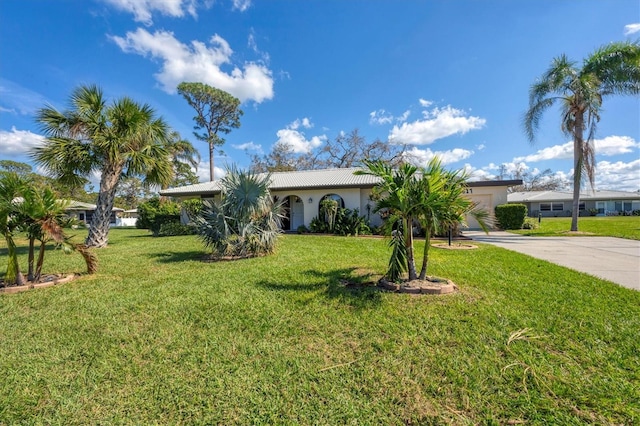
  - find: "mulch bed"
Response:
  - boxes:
[0,274,78,294]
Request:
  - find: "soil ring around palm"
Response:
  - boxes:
[432,243,478,250]
[0,274,79,294]
[378,276,458,295]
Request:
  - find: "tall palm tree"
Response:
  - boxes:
[524,41,640,231]
[33,84,173,247]
[0,172,29,286]
[163,131,201,189]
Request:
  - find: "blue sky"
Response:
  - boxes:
[1,0,639,191]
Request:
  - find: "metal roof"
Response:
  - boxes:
[160,168,522,198]
[65,200,124,211]
[508,190,640,203]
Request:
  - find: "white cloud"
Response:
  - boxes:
[102,0,198,25]
[389,104,486,145]
[403,146,473,166]
[288,117,313,130]
[111,28,274,103]
[370,109,410,125]
[396,110,410,122]
[476,143,486,151]
[514,135,639,162]
[624,23,640,35]
[232,0,251,12]
[418,98,433,108]
[594,159,640,191]
[195,161,226,182]
[232,141,262,152]
[0,78,48,115]
[0,127,44,155]
[369,109,393,125]
[274,119,326,153]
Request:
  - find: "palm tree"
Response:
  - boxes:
[194,166,283,258]
[414,159,490,280]
[163,131,201,189]
[524,41,640,231]
[33,84,174,247]
[358,159,490,282]
[356,160,421,281]
[0,172,29,286]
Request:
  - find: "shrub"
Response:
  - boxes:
[495,204,527,230]
[522,217,539,230]
[296,225,309,234]
[310,208,371,236]
[137,197,182,236]
[182,199,203,222]
[158,222,196,236]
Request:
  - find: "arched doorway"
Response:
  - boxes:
[318,193,345,219]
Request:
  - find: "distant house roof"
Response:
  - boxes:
[159,168,522,197]
[65,200,124,212]
[508,190,640,203]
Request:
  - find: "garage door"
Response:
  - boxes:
[465,194,493,230]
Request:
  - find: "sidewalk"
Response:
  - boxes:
[463,231,640,291]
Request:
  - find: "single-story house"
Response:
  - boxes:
[508,190,640,217]
[65,200,124,226]
[159,168,522,230]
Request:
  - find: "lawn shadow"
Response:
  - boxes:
[258,267,383,309]
[148,250,207,263]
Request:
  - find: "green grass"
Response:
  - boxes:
[511,216,640,240]
[1,229,639,424]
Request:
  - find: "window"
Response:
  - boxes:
[540,202,563,211]
[578,202,585,211]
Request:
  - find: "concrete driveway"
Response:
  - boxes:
[463,231,640,291]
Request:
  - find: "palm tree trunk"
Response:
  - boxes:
[418,225,432,280]
[405,216,418,281]
[86,162,122,248]
[571,115,585,232]
[27,236,35,281]
[34,240,47,283]
[4,235,26,286]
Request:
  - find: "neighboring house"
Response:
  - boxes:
[159,168,522,230]
[508,190,640,217]
[115,209,138,227]
[65,200,124,226]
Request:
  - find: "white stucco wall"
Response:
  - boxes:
[173,182,512,230]
[465,185,509,230]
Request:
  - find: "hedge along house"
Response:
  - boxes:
[159,168,522,231]
[508,190,640,217]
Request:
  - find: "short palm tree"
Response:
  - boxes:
[524,41,640,231]
[33,84,174,247]
[358,159,490,282]
[0,172,29,286]
[16,187,97,282]
[194,166,283,258]
[415,159,490,280]
[357,160,421,281]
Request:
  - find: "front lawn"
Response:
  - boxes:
[1,229,639,424]
[511,216,640,240]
